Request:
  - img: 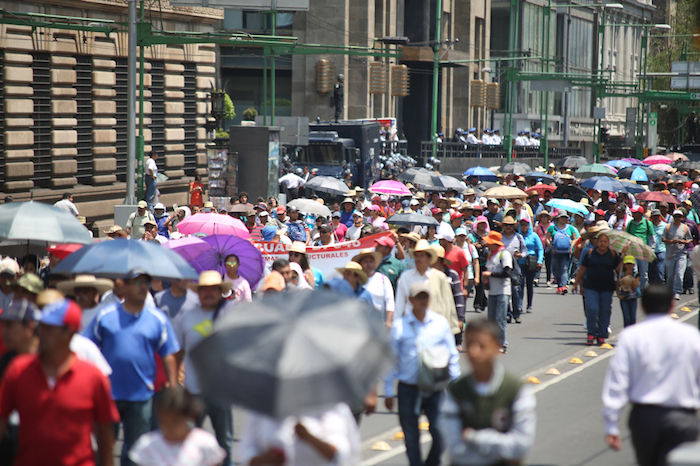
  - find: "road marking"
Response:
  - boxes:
[361,301,699,465]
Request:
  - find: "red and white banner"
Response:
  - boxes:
[253,231,393,278]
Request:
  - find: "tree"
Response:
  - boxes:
[224,93,236,120]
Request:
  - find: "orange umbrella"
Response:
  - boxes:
[525,184,557,196]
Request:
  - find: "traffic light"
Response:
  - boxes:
[486,83,500,110]
[470,79,485,107]
[600,127,610,145]
[369,62,389,94]
[316,59,334,94]
[391,65,410,97]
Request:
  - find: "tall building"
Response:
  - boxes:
[491,0,655,156]
[0,0,220,231]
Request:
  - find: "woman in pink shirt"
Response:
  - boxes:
[223,254,252,303]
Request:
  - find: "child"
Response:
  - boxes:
[128,387,226,466]
[617,255,640,327]
[439,319,536,465]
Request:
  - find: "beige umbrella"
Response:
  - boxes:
[482,186,528,200]
[668,152,689,162]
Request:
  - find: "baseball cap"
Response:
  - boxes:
[256,203,268,211]
[15,273,44,295]
[519,217,531,223]
[332,211,342,218]
[143,219,157,227]
[124,268,150,281]
[410,199,420,206]
[594,209,605,216]
[375,236,396,248]
[431,207,443,215]
[137,200,148,209]
[39,298,82,331]
[450,212,464,221]
[488,198,499,205]
[262,271,285,292]
[409,282,431,298]
[154,203,166,211]
[352,210,363,218]
[277,206,287,214]
[455,227,468,236]
[623,255,636,265]
[0,258,20,276]
[631,206,644,214]
[673,209,684,216]
[319,224,332,232]
[650,209,661,216]
[259,211,269,217]
[0,299,40,324]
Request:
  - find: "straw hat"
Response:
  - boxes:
[400,232,422,244]
[501,216,518,225]
[409,239,438,265]
[448,197,461,208]
[36,289,65,308]
[57,275,114,296]
[335,261,368,285]
[104,225,127,237]
[352,248,382,266]
[189,270,233,293]
[431,245,453,265]
[288,242,308,255]
[581,221,611,240]
[413,192,426,200]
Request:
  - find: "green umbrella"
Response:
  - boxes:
[574,163,617,179]
[604,229,657,262]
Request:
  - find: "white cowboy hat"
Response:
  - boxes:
[56,275,114,296]
[189,270,233,293]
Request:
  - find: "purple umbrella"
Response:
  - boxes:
[163,236,214,264]
[199,235,266,288]
[621,158,645,166]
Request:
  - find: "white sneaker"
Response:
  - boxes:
[583,320,587,331]
[546,280,551,287]
[607,326,612,335]
[675,294,681,300]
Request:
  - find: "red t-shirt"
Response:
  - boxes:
[0,354,120,466]
[445,246,470,284]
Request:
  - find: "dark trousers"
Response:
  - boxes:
[473,270,487,312]
[620,298,638,327]
[397,383,443,466]
[543,249,552,282]
[684,258,695,292]
[116,399,153,466]
[508,273,523,319]
[196,396,234,466]
[629,404,699,466]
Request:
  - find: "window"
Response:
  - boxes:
[75,55,93,183]
[115,58,128,181]
[31,52,52,188]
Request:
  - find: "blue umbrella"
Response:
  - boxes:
[463,166,498,181]
[619,180,647,194]
[545,199,589,217]
[524,172,555,184]
[51,239,199,280]
[605,160,632,169]
[631,166,649,182]
[580,176,628,193]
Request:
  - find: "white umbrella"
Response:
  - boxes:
[286,199,332,217]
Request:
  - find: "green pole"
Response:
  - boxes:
[543,2,550,167]
[594,9,606,163]
[263,46,268,125]
[505,0,520,163]
[430,0,442,158]
[136,0,145,200]
[271,11,276,126]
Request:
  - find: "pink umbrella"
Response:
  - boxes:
[369,180,412,196]
[643,155,673,165]
[650,164,674,172]
[669,152,690,162]
[163,236,214,263]
[176,213,251,239]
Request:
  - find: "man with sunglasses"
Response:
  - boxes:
[0,259,19,311]
[84,268,180,466]
[312,224,335,246]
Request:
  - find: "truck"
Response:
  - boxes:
[290,121,382,189]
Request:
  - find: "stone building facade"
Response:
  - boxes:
[0,0,221,232]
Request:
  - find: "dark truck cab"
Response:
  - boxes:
[291,121,381,189]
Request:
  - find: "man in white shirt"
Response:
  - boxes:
[345,211,365,241]
[481,129,493,145]
[602,283,700,465]
[514,131,529,146]
[352,249,395,327]
[466,128,481,145]
[492,129,502,145]
[54,192,79,216]
[145,151,158,211]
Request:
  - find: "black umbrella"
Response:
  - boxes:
[617,166,663,181]
[551,185,593,203]
[675,161,700,171]
[556,156,588,169]
[304,175,349,196]
[669,174,691,183]
[191,291,394,418]
[500,162,533,175]
[386,212,440,227]
[473,181,500,194]
[398,167,442,186]
[422,175,466,192]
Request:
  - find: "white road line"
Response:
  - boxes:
[361,302,699,465]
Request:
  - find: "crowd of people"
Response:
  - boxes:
[4,155,700,466]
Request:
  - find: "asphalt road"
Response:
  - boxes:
[113,283,700,466]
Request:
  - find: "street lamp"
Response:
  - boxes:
[211,89,226,121]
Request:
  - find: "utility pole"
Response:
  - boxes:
[430,0,443,157]
[125,0,138,205]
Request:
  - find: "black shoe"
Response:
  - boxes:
[507,314,512,324]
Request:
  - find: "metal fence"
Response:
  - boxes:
[419,141,582,161]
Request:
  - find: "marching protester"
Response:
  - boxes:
[481,231,513,353]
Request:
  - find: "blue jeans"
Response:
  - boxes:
[397,383,443,466]
[116,398,153,466]
[584,289,614,338]
[487,294,509,347]
[649,251,665,284]
[636,259,648,292]
[145,176,157,210]
[620,298,638,327]
[552,253,571,287]
[509,272,523,319]
[200,396,233,466]
[666,253,687,295]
